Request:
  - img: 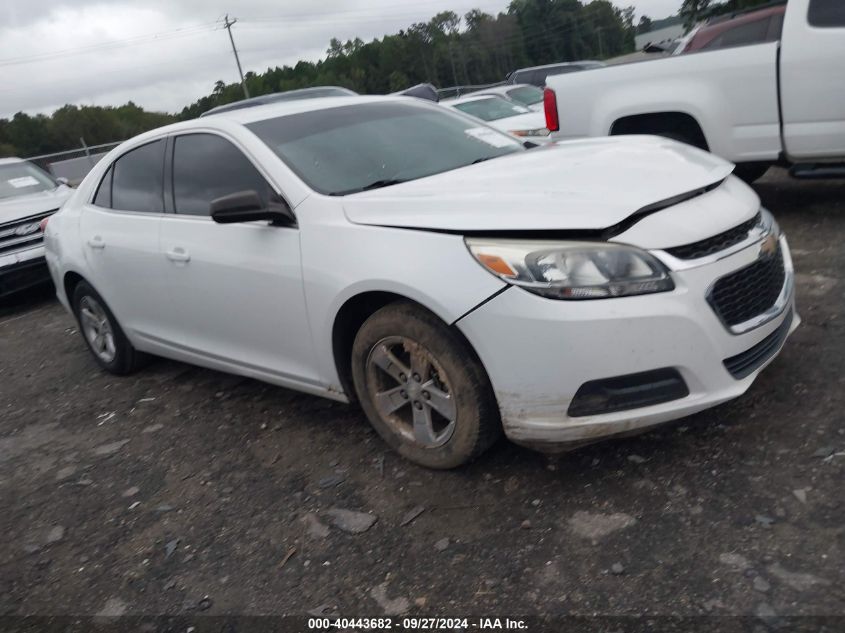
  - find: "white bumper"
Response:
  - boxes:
[457,236,798,450]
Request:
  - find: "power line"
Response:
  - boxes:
[0,22,220,68]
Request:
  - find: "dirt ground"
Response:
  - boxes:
[1,168,843,622]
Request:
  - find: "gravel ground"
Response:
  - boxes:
[1,168,843,621]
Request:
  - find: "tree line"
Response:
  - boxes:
[1,0,773,159]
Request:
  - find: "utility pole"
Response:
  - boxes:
[223,14,249,99]
[447,42,459,88]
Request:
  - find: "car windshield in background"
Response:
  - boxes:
[506,86,544,106]
[0,162,57,200]
[247,101,524,196]
[452,97,531,122]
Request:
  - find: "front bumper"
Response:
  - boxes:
[457,235,798,450]
[0,246,51,298]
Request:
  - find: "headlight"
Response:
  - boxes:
[466,239,675,300]
[509,128,550,137]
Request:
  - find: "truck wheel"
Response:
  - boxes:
[733,163,770,184]
[351,301,501,469]
[72,281,145,375]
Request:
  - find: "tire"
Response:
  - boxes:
[733,163,770,185]
[72,281,145,375]
[351,301,501,469]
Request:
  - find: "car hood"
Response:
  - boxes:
[342,136,735,233]
[0,186,72,223]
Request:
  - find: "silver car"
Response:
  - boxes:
[0,158,72,298]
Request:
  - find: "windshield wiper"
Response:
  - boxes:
[330,179,406,196]
[471,157,494,165]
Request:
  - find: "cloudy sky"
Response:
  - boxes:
[1,0,683,118]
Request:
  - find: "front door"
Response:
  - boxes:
[155,131,321,391]
[780,0,845,160]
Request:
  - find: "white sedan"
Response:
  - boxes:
[44,95,797,468]
[443,94,551,142]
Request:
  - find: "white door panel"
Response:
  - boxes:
[78,206,163,340]
[156,216,321,387]
[780,0,845,160]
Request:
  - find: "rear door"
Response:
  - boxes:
[780,0,845,159]
[155,131,321,389]
[78,140,166,340]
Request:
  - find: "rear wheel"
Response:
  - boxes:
[351,302,500,469]
[72,281,144,375]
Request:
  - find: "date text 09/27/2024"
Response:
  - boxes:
[306,617,528,630]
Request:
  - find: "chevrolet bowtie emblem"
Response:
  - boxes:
[759,233,778,258]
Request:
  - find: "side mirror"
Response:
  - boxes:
[56,177,70,186]
[210,190,295,226]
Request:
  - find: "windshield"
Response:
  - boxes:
[506,86,544,107]
[452,97,531,122]
[247,101,524,196]
[0,162,58,200]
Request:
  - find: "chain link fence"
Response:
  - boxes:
[26,139,124,186]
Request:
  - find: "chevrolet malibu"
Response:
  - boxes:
[43,96,797,469]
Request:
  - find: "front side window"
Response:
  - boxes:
[247,101,523,196]
[0,161,58,200]
[506,86,544,107]
[111,140,165,213]
[172,133,273,216]
[808,0,845,27]
[452,97,531,122]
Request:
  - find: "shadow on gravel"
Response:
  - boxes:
[0,282,56,319]
[754,168,845,219]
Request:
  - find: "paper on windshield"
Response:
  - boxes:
[464,127,519,149]
[8,176,39,188]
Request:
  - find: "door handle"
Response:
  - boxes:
[165,247,191,263]
[87,236,105,249]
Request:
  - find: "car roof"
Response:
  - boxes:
[512,60,604,73]
[201,86,357,117]
[444,94,510,106]
[99,96,442,158]
[0,157,26,165]
[466,84,538,97]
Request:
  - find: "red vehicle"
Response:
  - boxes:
[679,4,786,54]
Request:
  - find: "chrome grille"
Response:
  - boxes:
[0,210,56,256]
[666,211,761,260]
[708,243,786,328]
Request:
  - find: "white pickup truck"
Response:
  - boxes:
[543,0,845,182]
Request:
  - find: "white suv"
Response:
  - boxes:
[44,96,797,468]
[1,158,72,298]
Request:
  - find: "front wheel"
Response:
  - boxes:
[351,302,501,469]
[72,281,144,375]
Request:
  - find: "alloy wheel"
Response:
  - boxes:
[79,295,116,363]
[365,336,457,448]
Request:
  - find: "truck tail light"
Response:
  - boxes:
[543,88,559,132]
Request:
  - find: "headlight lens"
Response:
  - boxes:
[509,128,550,137]
[466,239,675,299]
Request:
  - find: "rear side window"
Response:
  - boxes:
[111,140,165,213]
[808,0,845,27]
[172,133,273,216]
[93,165,113,207]
[703,18,771,49]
